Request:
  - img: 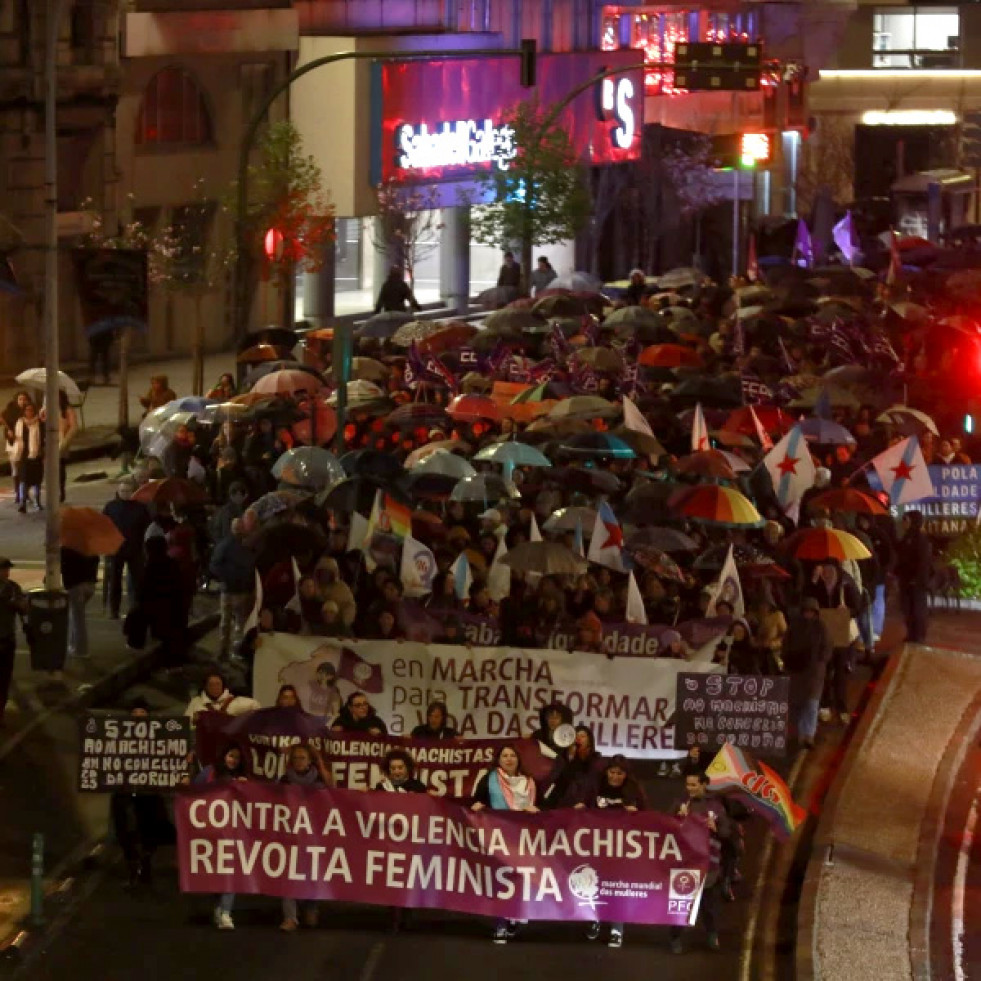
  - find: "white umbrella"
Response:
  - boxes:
[407,450,476,479]
[550,271,602,291]
[16,368,81,399]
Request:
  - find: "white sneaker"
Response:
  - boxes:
[818,708,832,723]
[215,908,234,930]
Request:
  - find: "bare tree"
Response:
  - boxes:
[796,118,855,214]
[372,178,444,289]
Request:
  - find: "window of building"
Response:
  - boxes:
[873,7,960,68]
[136,68,212,147]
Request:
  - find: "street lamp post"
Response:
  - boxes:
[43,0,65,591]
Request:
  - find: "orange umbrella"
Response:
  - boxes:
[638,343,703,369]
[417,322,477,356]
[237,343,290,365]
[447,394,502,423]
[131,478,208,508]
[59,507,124,556]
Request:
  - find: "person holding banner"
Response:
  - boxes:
[375,750,426,794]
[581,755,647,948]
[331,692,387,736]
[279,743,331,932]
[410,701,458,740]
[194,744,248,930]
[543,726,602,810]
[185,672,259,727]
[670,772,731,954]
[471,744,539,944]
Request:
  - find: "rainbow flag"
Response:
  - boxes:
[705,743,805,841]
[364,490,412,544]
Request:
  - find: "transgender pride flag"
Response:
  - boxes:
[706,743,805,841]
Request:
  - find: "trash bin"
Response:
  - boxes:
[27,589,69,672]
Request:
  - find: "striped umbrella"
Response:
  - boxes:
[669,485,764,528]
[785,527,871,561]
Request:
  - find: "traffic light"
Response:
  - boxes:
[520,38,537,88]
[263,226,284,261]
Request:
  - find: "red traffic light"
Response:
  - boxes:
[263,227,285,261]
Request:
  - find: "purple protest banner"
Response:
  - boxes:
[177,781,711,925]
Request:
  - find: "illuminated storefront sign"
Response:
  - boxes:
[373,51,644,184]
[740,132,771,166]
[396,119,517,172]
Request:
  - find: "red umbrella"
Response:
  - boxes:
[638,343,703,369]
[131,478,208,508]
[291,398,338,446]
[417,322,477,356]
[722,406,795,437]
[446,394,501,423]
[807,488,888,516]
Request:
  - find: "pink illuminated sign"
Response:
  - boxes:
[375,52,644,184]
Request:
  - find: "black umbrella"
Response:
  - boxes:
[317,476,409,515]
[626,526,698,552]
[693,542,780,571]
[548,466,622,495]
[622,481,685,525]
[237,326,297,352]
[247,520,327,568]
[340,449,404,482]
[397,471,459,501]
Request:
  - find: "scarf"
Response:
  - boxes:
[17,417,40,459]
[488,769,535,811]
[379,777,409,793]
[284,765,321,786]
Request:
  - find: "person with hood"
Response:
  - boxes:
[374,266,420,314]
[184,671,259,726]
[543,725,603,809]
[331,692,387,735]
[279,743,331,932]
[623,267,647,306]
[376,749,426,793]
[581,755,646,947]
[194,743,248,930]
[782,597,833,748]
[314,556,357,630]
[471,744,538,944]
[103,477,150,620]
[669,771,732,953]
[410,701,457,740]
[716,618,760,674]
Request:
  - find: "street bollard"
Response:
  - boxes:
[29,833,44,926]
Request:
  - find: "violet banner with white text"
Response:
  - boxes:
[253,635,725,758]
[176,781,710,925]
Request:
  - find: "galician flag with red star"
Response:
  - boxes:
[763,425,815,509]
[587,501,631,573]
[872,435,934,505]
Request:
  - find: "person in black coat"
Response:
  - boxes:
[103,478,151,620]
[129,536,188,667]
[410,700,457,740]
[542,725,603,809]
[374,267,421,314]
[61,546,99,660]
[896,510,932,643]
[782,598,833,748]
[331,692,387,735]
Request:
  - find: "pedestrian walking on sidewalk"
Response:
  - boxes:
[0,558,26,727]
[13,402,43,512]
[209,518,256,661]
[61,546,99,659]
[2,391,32,505]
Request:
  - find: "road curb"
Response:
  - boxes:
[794,643,909,981]
[909,685,981,981]
[0,437,118,482]
[0,614,218,968]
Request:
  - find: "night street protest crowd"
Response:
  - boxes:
[74,248,967,949]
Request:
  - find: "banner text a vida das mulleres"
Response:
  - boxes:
[254,634,723,758]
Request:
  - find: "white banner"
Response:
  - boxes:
[253,636,722,759]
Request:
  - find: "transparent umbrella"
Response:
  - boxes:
[407,450,476,479]
[271,447,345,491]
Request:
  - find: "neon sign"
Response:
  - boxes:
[395,119,517,173]
[598,77,637,149]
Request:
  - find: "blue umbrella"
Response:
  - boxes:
[798,418,856,445]
[558,432,636,459]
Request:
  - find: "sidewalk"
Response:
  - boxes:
[0,575,219,956]
[797,610,981,981]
